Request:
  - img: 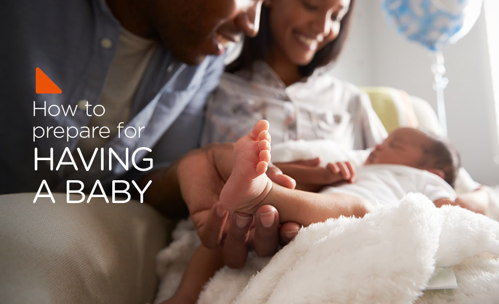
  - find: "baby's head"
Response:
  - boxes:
[365,127,460,187]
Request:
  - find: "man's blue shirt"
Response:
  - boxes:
[0,0,225,193]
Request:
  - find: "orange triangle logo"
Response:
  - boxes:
[36,67,62,94]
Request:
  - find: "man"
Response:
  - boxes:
[0,0,300,298]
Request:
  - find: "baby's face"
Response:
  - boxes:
[365,128,431,167]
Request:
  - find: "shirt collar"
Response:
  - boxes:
[247,61,288,89]
[244,60,337,89]
[97,0,113,14]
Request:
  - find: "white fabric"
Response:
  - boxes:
[270,139,370,167]
[454,167,482,193]
[202,61,387,149]
[485,185,499,220]
[324,164,457,208]
[155,195,499,304]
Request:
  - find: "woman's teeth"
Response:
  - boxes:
[296,34,318,49]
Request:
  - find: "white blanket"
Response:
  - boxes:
[155,196,499,303]
[154,140,499,303]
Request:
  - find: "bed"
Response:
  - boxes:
[153,87,499,304]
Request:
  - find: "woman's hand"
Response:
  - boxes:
[273,158,356,192]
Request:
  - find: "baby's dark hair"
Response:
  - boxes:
[419,131,461,187]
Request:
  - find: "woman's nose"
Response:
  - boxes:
[234,0,263,37]
[313,11,334,35]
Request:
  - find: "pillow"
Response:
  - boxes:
[0,193,172,304]
[361,86,419,133]
[410,95,445,136]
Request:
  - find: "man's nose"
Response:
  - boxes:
[235,0,262,37]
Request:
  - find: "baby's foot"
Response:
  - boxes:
[219,120,272,214]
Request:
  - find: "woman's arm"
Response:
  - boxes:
[434,193,488,215]
[273,159,356,192]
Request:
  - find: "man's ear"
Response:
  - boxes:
[426,168,445,179]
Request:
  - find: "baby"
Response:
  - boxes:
[162,120,474,304]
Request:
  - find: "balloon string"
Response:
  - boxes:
[431,51,449,136]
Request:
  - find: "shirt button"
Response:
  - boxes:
[101,38,113,49]
[167,63,177,73]
[77,100,88,110]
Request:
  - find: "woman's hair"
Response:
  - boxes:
[420,132,461,188]
[226,0,356,77]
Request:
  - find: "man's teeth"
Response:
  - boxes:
[216,34,234,48]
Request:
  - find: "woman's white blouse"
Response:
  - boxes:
[202,61,387,149]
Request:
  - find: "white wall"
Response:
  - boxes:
[334,1,499,185]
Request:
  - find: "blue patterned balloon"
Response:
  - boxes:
[383,0,483,51]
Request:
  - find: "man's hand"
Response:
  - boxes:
[176,143,300,268]
[177,144,231,248]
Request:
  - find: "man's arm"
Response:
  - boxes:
[139,163,188,218]
[138,144,228,245]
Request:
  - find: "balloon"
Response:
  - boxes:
[383,0,483,51]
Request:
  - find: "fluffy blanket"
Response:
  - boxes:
[154,140,499,303]
[155,196,499,303]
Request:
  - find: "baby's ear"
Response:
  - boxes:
[426,168,444,179]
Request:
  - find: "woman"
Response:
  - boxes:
[202,0,387,150]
